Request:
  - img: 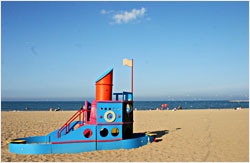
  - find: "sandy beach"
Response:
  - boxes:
[1,109,249,162]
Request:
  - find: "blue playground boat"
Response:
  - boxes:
[8,67,156,154]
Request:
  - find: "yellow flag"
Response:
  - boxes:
[123,58,132,67]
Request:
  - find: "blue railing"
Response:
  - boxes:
[113,91,133,101]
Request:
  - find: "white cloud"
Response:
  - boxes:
[112,7,146,24]
[101,7,149,24]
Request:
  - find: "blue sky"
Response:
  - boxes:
[1,1,249,101]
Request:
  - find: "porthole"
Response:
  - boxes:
[111,128,119,136]
[100,128,108,137]
[126,104,132,114]
[83,129,92,138]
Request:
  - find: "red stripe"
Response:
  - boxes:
[97,138,122,142]
[97,122,133,125]
[96,101,133,103]
[97,101,123,103]
[51,140,96,144]
[51,138,123,144]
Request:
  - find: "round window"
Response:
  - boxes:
[111,128,119,136]
[83,129,92,138]
[100,128,108,137]
[126,104,133,114]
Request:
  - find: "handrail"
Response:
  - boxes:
[57,109,84,138]
[63,111,81,126]
[113,92,133,101]
[58,111,80,133]
[57,108,92,138]
[57,111,82,138]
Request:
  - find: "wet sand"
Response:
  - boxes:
[1,109,249,162]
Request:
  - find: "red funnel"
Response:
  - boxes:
[95,69,113,101]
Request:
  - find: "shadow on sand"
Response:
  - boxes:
[148,128,182,142]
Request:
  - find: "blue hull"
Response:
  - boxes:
[9,133,154,154]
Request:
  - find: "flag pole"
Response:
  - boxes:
[132,58,133,94]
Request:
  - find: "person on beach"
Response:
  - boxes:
[55,107,61,111]
[235,107,242,110]
[177,106,182,110]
